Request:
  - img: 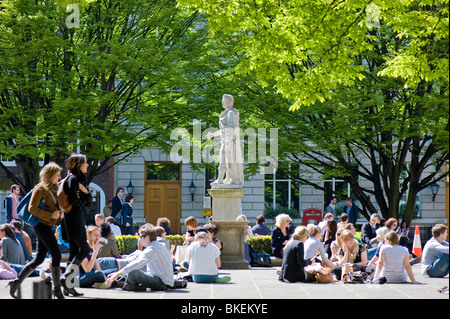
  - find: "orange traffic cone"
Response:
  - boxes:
[412,225,422,258]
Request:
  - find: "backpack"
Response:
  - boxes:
[57,176,73,213]
[17,188,45,227]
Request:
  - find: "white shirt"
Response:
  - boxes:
[110,223,122,236]
[304,237,329,261]
[188,242,220,276]
[379,244,409,282]
[120,241,174,287]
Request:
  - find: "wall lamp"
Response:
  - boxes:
[430,182,439,202]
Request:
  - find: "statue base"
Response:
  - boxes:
[207,188,245,221]
[213,221,249,269]
[207,188,248,269]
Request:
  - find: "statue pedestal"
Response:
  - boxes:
[208,188,248,269]
[207,189,245,221]
[213,221,249,269]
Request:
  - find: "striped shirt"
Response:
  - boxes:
[379,244,409,282]
[120,241,174,287]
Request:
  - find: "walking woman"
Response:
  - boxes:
[8,162,65,299]
[60,154,92,296]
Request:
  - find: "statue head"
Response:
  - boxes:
[222,94,234,108]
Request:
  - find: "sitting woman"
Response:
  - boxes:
[304,224,336,269]
[187,232,230,283]
[279,226,314,283]
[372,231,421,284]
[271,214,292,258]
[332,229,368,280]
[80,226,117,289]
[0,259,17,280]
[98,222,121,259]
[330,228,344,262]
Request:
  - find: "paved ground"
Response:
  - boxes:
[1,259,448,301]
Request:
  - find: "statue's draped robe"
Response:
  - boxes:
[218,106,244,185]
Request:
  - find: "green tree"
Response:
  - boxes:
[0,0,210,191]
[179,0,449,224]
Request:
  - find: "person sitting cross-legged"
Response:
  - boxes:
[187,231,231,284]
[106,224,174,291]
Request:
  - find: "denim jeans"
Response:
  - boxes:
[80,268,117,287]
[427,253,449,278]
[192,274,219,283]
[367,247,378,260]
[126,270,168,291]
[98,257,119,271]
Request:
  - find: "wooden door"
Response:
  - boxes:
[145,181,181,234]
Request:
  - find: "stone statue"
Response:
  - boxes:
[206,94,244,188]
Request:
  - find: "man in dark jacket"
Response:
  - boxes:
[345,197,359,225]
[111,187,124,218]
[360,213,381,245]
[251,215,270,236]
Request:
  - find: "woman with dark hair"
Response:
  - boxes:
[7,162,65,299]
[0,224,25,265]
[324,219,338,259]
[60,154,92,297]
[121,194,134,235]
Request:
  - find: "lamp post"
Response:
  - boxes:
[189,180,197,201]
[127,179,135,195]
[430,182,440,202]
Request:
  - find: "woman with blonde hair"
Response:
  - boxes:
[8,162,65,299]
[332,229,368,280]
[187,232,231,283]
[279,226,313,283]
[330,228,344,262]
[271,214,292,258]
[304,224,336,269]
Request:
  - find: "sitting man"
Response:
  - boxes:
[422,223,449,278]
[106,224,174,291]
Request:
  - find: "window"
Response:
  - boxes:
[264,165,300,218]
[146,162,180,181]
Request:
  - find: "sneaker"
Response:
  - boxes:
[214,276,231,283]
[93,281,111,289]
[123,283,147,292]
[409,257,421,266]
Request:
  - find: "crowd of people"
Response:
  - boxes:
[274,212,448,285]
[0,155,234,298]
[1,158,449,297]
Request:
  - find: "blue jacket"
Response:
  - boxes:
[4,195,22,223]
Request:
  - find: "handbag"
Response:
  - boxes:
[57,176,73,213]
[250,251,272,267]
[115,208,124,225]
[343,271,369,284]
[17,188,45,227]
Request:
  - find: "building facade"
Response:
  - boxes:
[1,148,448,235]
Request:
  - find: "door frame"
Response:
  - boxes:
[144,162,182,234]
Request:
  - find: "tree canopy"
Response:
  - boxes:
[178,0,449,223]
[0,0,214,190]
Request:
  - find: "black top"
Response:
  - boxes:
[360,222,380,245]
[271,227,291,258]
[279,239,312,283]
[61,175,92,242]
